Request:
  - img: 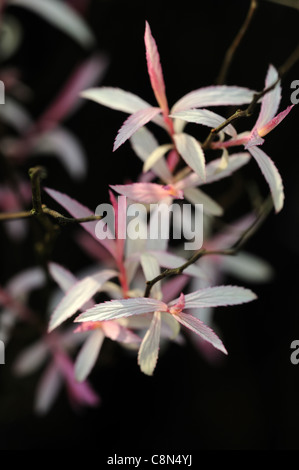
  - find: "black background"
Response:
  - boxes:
[1,0,299,451]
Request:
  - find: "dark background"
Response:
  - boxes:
[1,0,299,450]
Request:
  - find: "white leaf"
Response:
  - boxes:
[220,251,274,283]
[184,187,223,217]
[172,85,255,113]
[32,127,87,180]
[173,133,206,180]
[13,341,49,376]
[9,0,95,48]
[113,107,161,151]
[143,143,173,173]
[138,311,161,376]
[249,146,284,213]
[48,262,77,293]
[34,363,62,415]
[170,285,257,309]
[170,109,237,137]
[130,127,172,182]
[76,297,168,322]
[48,269,117,332]
[75,329,105,382]
[141,253,161,300]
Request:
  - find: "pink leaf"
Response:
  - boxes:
[175,312,227,354]
[54,352,100,408]
[161,275,189,304]
[101,321,142,344]
[110,182,183,203]
[144,21,168,113]
[35,54,108,132]
[113,107,161,151]
[258,105,294,137]
[75,232,113,264]
[255,64,281,131]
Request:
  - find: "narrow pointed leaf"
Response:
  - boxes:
[141,253,162,300]
[48,262,79,293]
[75,329,105,382]
[144,21,168,113]
[179,152,250,189]
[32,127,87,180]
[130,127,172,182]
[48,269,117,332]
[220,252,274,283]
[101,321,141,344]
[184,187,223,216]
[143,143,173,173]
[170,285,257,309]
[110,182,183,203]
[10,0,95,48]
[258,105,293,137]
[255,64,281,131]
[172,85,255,113]
[113,107,161,151]
[175,312,227,354]
[75,297,168,322]
[13,341,49,376]
[170,109,237,137]
[34,363,62,415]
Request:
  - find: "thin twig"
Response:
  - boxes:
[29,166,47,215]
[0,211,33,221]
[0,166,102,226]
[144,196,273,298]
[42,207,102,225]
[278,42,299,78]
[217,0,258,85]
[202,77,280,150]
[203,35,299,150]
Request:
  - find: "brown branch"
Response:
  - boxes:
[203,35,299,150]
[216,0,258,85]
[0,210,33,221]
[0,166,102,226]
[278,42,299,78]
[42,206,102,225]
[202,77,280,150]
[29,166,47,215]
[144,196,273,298]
